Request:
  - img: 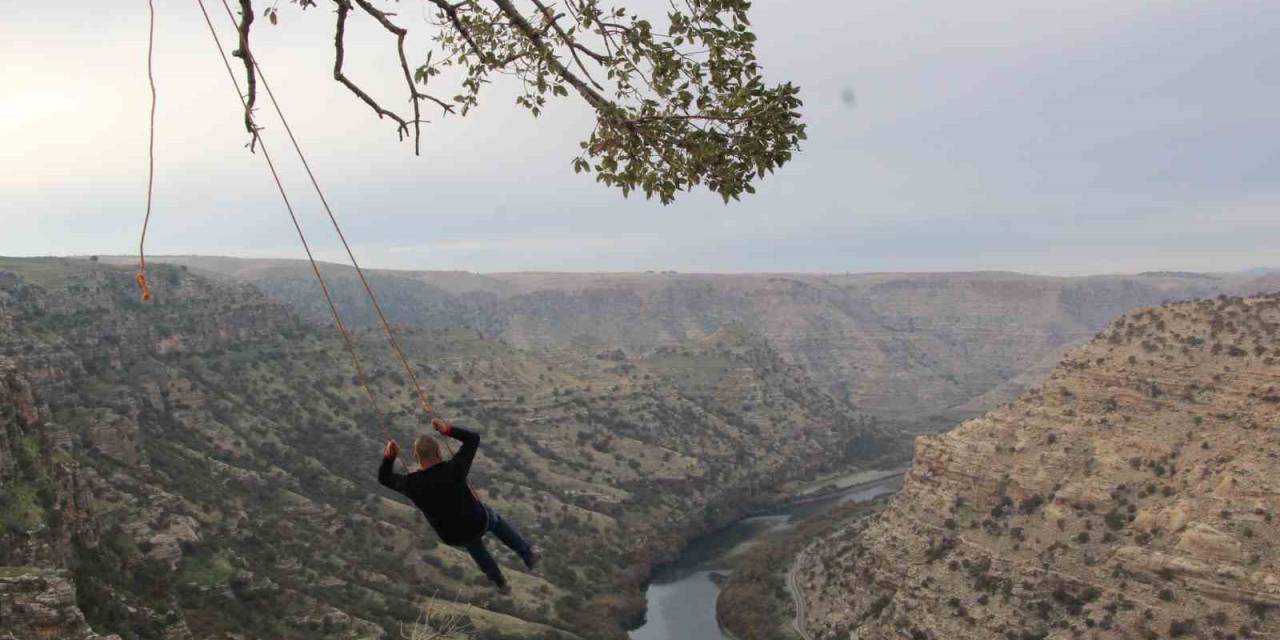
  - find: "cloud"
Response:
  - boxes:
[3,0,1278,274]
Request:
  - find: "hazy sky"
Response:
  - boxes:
[2,1,1278,274]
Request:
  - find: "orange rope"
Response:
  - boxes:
[258,64,438,417]
[136,0,157,303]
[214,0,455,454]
[193,0,394,448]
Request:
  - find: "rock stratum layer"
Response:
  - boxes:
[797,294,1280,639]
[0,570,120,640]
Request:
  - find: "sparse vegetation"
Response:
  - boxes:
[0,258,903,639]
[791,293,1280,640]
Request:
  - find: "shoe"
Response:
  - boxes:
[523,548,541,571]
[495,580,512,596]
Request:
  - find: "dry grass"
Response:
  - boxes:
[401,595,473,640]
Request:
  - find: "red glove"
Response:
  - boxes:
[383,440,400,460]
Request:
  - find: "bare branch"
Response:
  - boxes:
[230,0,262,150]
[327,0,458,153]
[350,0,436,154]
[332,0,412,141]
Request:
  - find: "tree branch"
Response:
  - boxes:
[332,0,412,141]
[230,0,262,150]
[223,0,805,204]
[529,0,607,90]
[350,0,444,154]
[426,0,489,64]
[488,0,610,111]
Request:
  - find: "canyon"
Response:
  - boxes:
[104,257,1279,426]
[8,255,1280,639]
[0,257,895,639]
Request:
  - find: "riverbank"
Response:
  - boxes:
[615,462,906,632]
[714,469,907,565]
[791,467,910,499]
[715,495,890,640]
[627,474,902,640]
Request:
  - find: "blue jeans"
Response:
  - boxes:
[462,506,532,585]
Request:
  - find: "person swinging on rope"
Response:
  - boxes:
[379,417,539,594]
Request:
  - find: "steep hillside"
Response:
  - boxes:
[0,258,897,639]
[796,294,1280,639]
[1,364,121,640]
[107,257,1260,425]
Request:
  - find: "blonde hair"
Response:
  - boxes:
[414,434,442,465]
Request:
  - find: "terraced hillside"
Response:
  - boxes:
[0,257,898,639]
[796,294,1280,639]
[107,257,1270,425]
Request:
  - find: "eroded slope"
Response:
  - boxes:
[798,294,1280,640]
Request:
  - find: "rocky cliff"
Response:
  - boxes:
[796,294,1280,639]
[0,569,119,640]
[0,362,116,639]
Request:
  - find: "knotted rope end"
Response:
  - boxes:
[136,272,153,302]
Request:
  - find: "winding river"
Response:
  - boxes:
[628,472,904,640]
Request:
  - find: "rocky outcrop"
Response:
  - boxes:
[84,408,144,467]
[1,366,107,640]
[125,514,202,568]
[0,368,34,481]
[1,363,99,568]
[0,569,118,640]
[798,294,1280,639]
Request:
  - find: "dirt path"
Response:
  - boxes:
[786,551,814,640]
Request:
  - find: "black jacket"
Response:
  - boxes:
[378,425,487,545]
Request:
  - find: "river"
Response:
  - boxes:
[628,473,904,640]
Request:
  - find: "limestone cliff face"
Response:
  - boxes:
[0,366,39,480]
[798,294,1280,639]
[0,365,110,639]
[0,364,99,568]
[0,570,119,640]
